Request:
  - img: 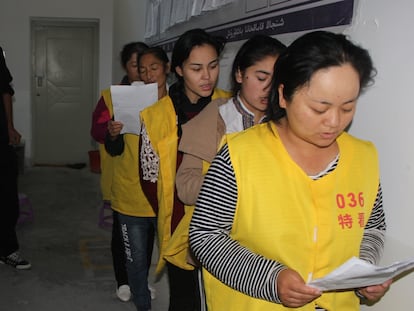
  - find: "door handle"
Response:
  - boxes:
[36,76,43,87]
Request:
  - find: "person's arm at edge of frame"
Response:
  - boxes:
[91,96,111,144]
[3,92,21,145]
[356,182,392,302]
[0,47,20,145]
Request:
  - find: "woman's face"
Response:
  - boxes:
[125,52,140,83]
[175,44,219,103]
[279,63,360,149]
[139,53,169,98]
[237,55,278,122]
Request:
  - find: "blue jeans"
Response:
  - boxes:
[118,214,156,311]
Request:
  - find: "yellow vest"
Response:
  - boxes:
[140,89,231,274]
[203,122,379,311]
[101,89,154,217]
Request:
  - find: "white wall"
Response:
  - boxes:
[0,0,113,160]
[345,1,414,308]
[112,0,148,82]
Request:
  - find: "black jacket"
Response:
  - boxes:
[0,46,14,146]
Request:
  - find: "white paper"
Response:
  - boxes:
[308,256,414,291]
[111,83,158,135]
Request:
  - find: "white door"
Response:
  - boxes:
[32,19,98,165]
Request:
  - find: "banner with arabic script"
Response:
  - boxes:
[154,0,354,52]
[211,0,354,43]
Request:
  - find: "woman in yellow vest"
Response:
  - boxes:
[139,29,230,311]
[176,34,286,270]
[189,31,392,311]
[91,41,148,302]
[176,34,286,206]
[105,46,170,311]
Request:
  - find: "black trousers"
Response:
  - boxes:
[111,210,129,287]
[0,145,19,257]
[167,261,201,311]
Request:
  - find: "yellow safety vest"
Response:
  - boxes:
[140,89,231,274]
[203,122,379,311]
[98,89,114,201]
[101,89,154,217]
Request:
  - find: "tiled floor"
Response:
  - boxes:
[0,166,169,311]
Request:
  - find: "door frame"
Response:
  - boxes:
[30,17,99,165]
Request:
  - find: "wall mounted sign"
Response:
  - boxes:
[147,0,354,52]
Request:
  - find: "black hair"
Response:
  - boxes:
[137,46,169,69]
[120,42,149,69]
[231,35,286,95]
[267,30,376,122]
[171,28,225,80]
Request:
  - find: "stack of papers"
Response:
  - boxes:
[308,256,414,291]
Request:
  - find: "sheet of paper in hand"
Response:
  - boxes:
[111,83,158,135]
[308,256,414,291]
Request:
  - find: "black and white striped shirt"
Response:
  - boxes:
[189,144,386,305]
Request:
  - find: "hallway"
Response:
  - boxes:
[0,166,168,310]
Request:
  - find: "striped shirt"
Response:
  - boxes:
[189,144,386,305]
